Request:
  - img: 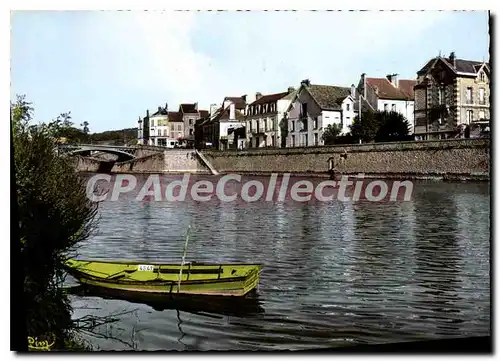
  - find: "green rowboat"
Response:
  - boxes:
[64,259,263,297]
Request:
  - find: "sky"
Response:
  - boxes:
[10,10,490,133]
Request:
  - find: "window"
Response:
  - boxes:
[178,124,182,131]
[479,88,485,104]
[189,119,193,125]
[384,103,389,111]
[189,129,193,136]
[291,120,295,132]
[466,87,473,104]
[313,117,318,129]
[467,110,473,124]
[480,71,485,82]
[479,110,485,120]
[151,119,155,127]
[303,134,308,146]
[271,136,275,147]
[170,124,174,131]
[291,135,295,147]
[391,104,396,112]
[439,87,445,105]
[301,103,308,118]
[346,104,350,111]
[314,133,319,146]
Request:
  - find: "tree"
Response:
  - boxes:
[349,110,379,143]
[81,121,90,135]
[322,123,343,145]
[349,110,411,143]
[279,114,289,148]
[374,111,411,142]
[12,95,99,350]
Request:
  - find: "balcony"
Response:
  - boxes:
[252,126,265,135]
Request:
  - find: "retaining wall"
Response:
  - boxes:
[202,139,490,180]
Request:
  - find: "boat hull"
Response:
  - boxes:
[64,259,263,297]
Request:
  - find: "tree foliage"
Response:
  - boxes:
[321,123,343,145]
[12,95,99,349]
[349,111,380,143]
[349,110,411,143]
[279,114,289,148]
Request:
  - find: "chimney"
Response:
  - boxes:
[194,102,198,111]
[288,86,295,94]
[350,84,356,98]
[449,52,456,68]
[158,106,162,112]
[210,103,218,116]
[387,74,399,87]
[301,79,311,86]
[229,102,236,120]
[361,73,366,98]
[146,109,150,118]
[255,92,262,100]
[241,94,247,103]
[165,103,168,111]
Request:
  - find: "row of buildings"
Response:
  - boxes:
[137,52,490,149]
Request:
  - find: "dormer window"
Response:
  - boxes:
[480,71,485,82]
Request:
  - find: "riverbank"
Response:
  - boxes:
[73,139,490,181]
[202,138,490,181]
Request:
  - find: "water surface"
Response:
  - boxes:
[70,176,491,351]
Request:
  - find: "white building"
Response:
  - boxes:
[200,96,247,150]
[137,104,184,147]
[285,79,357,147]
[246,87,296,148]
[356,73,416,133]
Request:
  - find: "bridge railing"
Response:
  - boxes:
[57,143,168,151]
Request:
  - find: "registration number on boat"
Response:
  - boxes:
[138,264,154,271]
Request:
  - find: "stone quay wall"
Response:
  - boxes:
[201,139,490,180]
[74,149,210,174]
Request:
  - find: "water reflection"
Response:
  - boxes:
[413,189,466,336]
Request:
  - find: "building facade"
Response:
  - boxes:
[356,73,416,133]
[245,88,296,148]
[413,52,490,140]
[285,79,356,147]
[178,103,208,147]
[199,96,247,150]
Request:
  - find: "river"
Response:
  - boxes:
[69,174,491,351]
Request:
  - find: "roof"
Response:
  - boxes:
[212,105,246,122]
[249,91,290,106]
[199,110,209,117]
[366,77,416,101]
[417,56,490,76]
[151,107,168,116]
[304,84,352,111]
[224,96,246,110]
[180,103,198,114]
[167,111,183,122]
[199,110,209,118]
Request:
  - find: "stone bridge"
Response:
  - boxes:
[57,144,166,162]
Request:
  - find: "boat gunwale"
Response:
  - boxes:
[67,258,264,268]
[66,267,262,287]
